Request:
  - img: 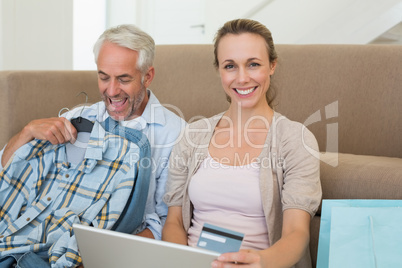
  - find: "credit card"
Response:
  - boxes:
[197,223,244,254]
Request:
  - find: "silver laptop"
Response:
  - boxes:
[73,224,220,268]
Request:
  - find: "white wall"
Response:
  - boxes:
[1,0,401,70]
[73,0,106,70]
[371,22,402,45]
[0,1,3,70]
[204,0,402,44]
[251,0,402,44]
[204,0,267,43]
[106,0,137,27]
[1,0,73,70]
[106,0,206,45]
[152,0,205,44]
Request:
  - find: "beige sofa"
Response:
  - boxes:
[1,44,402,267]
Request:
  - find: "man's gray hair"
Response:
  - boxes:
[93,24,155,74]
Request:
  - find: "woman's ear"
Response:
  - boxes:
[270,60,277,75]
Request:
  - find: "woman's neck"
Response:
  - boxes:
[222,102,274,130]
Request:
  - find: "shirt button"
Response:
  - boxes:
[65,174,70,178]
[26,218,31,221]
[47,197,52,201]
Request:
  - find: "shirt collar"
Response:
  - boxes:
[83,120,105,162]
[140,89,166,126]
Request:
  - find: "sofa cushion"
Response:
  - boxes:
[319,152,402,213]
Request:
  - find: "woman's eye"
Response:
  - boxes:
[224,64,234,69]
[250,62,260,67]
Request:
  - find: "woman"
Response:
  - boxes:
[162,19,321,268]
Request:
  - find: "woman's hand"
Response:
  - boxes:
[212,209,311,268]
[212,249,263,267]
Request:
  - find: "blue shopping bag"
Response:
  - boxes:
[316,199,402,268]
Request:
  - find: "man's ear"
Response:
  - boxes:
[143,66,155,88]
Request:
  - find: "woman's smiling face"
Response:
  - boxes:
[217,33,276,110]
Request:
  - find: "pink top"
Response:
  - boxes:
[187,155,270,250]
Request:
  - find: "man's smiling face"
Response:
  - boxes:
[97,42,153,121]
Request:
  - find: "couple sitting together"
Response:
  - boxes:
[0,18,321,268]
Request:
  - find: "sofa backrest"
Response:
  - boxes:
[151,44,402,158]
[0,44,401,158]
[0,71,101,149]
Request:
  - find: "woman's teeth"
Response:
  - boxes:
[235,87,256,95]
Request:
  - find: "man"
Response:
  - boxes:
[0,24,184,267]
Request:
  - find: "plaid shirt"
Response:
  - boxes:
[0,119,149,267]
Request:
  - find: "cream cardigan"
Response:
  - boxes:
[164,112,322,268]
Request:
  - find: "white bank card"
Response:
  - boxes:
[197,223,244,254]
